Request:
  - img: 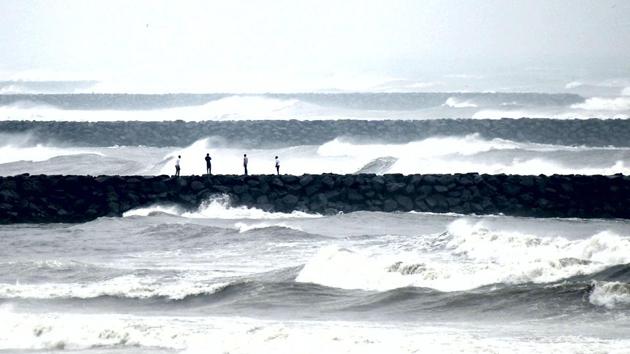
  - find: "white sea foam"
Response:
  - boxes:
[571,96,630,111]
[472,108,630,119]
[122,205,184,217]
[123,194,320,220]
[2,133,628,176]
[0,274,230,300]
[0,306,191,350]
[124,133,630,176]
[0,95,350,122]
[589,281,630,309]
[442,97,478,108]
[296,219,630,292]
[316,136,629,175]
[1,305,628,353]
[0,143,101,164]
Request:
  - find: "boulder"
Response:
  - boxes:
[190,180,205,191]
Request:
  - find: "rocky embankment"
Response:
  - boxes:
[1,173,628,223]
[2,118,630,148]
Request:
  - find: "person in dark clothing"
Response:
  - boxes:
[275,156,280,175]
[243,154,249,176]
[175,155,181,177]
[205,153,212,175]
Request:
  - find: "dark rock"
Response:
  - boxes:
[190,181,205,191]
[395,195,413,211]
[321,175,335,188]
[271,178,284,188]
[384,199,398,212]
[233,184,248,194]
[282,194,299,207]
[299,175,314,186]
[1,172,629,223]
[386,182,405,193]
[348,190,364,201]
[434,185,449,193]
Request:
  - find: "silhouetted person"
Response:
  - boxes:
[205,153,212,175]
[275,156,280,175]
[175,155,181,177]
[243,154,249,175]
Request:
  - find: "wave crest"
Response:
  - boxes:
[296,220,630,292]
[123,194,320,220]
[0,275,231,300]
[589,281,630,309]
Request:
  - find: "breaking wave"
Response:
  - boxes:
[3,132,629,176]
[0,275,231,301]
[589,281,630,309]
[123,194,321,220]
[442,97,478,108]
[296,219,630,292]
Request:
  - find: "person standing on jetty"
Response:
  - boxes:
[275,156,280,175]
[205,153,212,175]
[243,154,249,175]
[175,155,181,177]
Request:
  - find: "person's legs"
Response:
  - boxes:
[176,166,180,177]
[276,166,279,175]
[245,166,248,176]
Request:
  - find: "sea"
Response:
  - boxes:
[1,92,630,353]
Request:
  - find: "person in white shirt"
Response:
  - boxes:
[175,155,181,177]
[243,154,249,176]
[275,156,280,175]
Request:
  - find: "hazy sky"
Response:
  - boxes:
[1,0,629,92]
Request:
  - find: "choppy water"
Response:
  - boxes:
[1,134,629,177]
[2,199,630,353]
[1,91,630,352]
[0,92,629,120]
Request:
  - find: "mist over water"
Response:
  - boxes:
[1,92,629,121]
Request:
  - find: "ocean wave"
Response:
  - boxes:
[3,304,628,353]
[0,142,101,165]
[0,260,124,282]
[123,194,321,220]
[296,220,630,292]
[234,221,304,233]
[3,131,629,175]
[0,95,344,122]
[0,303,190,350]
[0,274,231,300]
[571,96,630,112]
[2,129,627,175]
[589,281,630,309]
[471,107,630,120]
[442,97,478,108]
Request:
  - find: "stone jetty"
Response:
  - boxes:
[2,118,630,148]
[1,173,628,223]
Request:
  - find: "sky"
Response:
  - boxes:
[1,0,629,92]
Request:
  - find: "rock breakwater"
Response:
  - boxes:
[1,173,628,223]
[2,118,629,148]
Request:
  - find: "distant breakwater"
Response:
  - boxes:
[2,118,630,148]
[1,173,628,223]
[0,92,583,110]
